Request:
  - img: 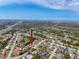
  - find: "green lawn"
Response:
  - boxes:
[21,36,29,45]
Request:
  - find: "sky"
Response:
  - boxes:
[0,0,79,21]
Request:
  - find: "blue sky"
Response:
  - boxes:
[0,0,79,21]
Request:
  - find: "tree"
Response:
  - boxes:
[32,54,40,59]
[64,52,70,59]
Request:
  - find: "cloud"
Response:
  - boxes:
[0,0,79,11]
[28,0,65,9]
[66,1,79,12]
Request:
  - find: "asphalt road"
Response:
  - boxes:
[0,21,22,35]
